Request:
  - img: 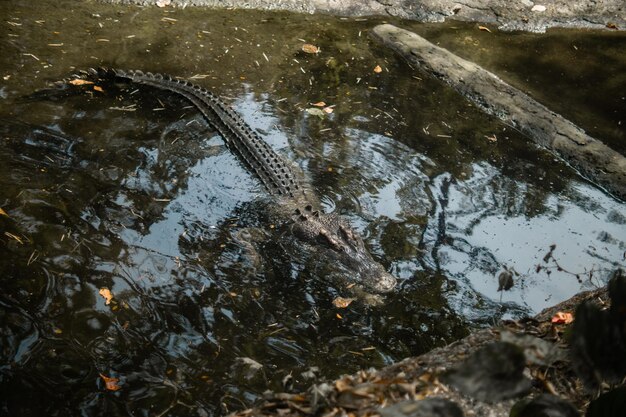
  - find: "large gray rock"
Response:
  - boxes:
[102,0,626,32]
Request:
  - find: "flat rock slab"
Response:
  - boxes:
[105,0,626,32]
[371,24,626,200]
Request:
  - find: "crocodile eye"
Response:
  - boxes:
[342,225,367,251]
[339,225,350,239]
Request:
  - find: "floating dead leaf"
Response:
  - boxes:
[93,85,104,93]
[497,270,514,291]
[373,65,382,73]
[302,44,320,54]
[99,373,121,391]
[99,287,113,305]
[305,107,325,118]
[27,250,39,266]
[551,311,573,324]
[333,297,355,308]
[69,79,93,86]
[543,244,556,263]
[0,208,8,217]
[4,232,24,244]
[606,22,618,29]
[485,134,497,142]
[323,106,334,114]
[478,25,492,33]
[336,313,343,319]
[311,101,326,107]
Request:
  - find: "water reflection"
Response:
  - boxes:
[2,78,625,417]
[436,163,626,314]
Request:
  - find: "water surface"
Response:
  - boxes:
[1,1,625,416]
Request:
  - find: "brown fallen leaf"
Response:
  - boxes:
[485,134,497,142]
[93,85,104,93]
[99,373,121,391]
[606,22,618,29]
[69,79,93,86]
[99,287,113,305]
[322,106,334,114]
[333,297,355,308]
[311,101,326,107]
[335,377,351,392]
[373,65,382,73]
[551,311,573,324]
[336,313,342,319]
[478,25,492,33]
[0,207,8,217]
[302,44,320,54]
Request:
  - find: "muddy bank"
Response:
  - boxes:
[102,0,626,32]
[230,281,621,417]
[371,24,626,200]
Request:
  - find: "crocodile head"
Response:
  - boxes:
[289,205,397,294]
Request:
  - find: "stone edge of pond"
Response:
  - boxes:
[99,0,626,33]
[229,285,609,417]
[371,24,626,201]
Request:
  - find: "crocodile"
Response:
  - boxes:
[63,67,397,296]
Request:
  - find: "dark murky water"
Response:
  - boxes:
[1,1,625,416]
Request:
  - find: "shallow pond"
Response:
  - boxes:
[1,1,625,416]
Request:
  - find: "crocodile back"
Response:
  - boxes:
[74,68,301,198]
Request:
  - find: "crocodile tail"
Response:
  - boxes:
[71,67,300,198]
